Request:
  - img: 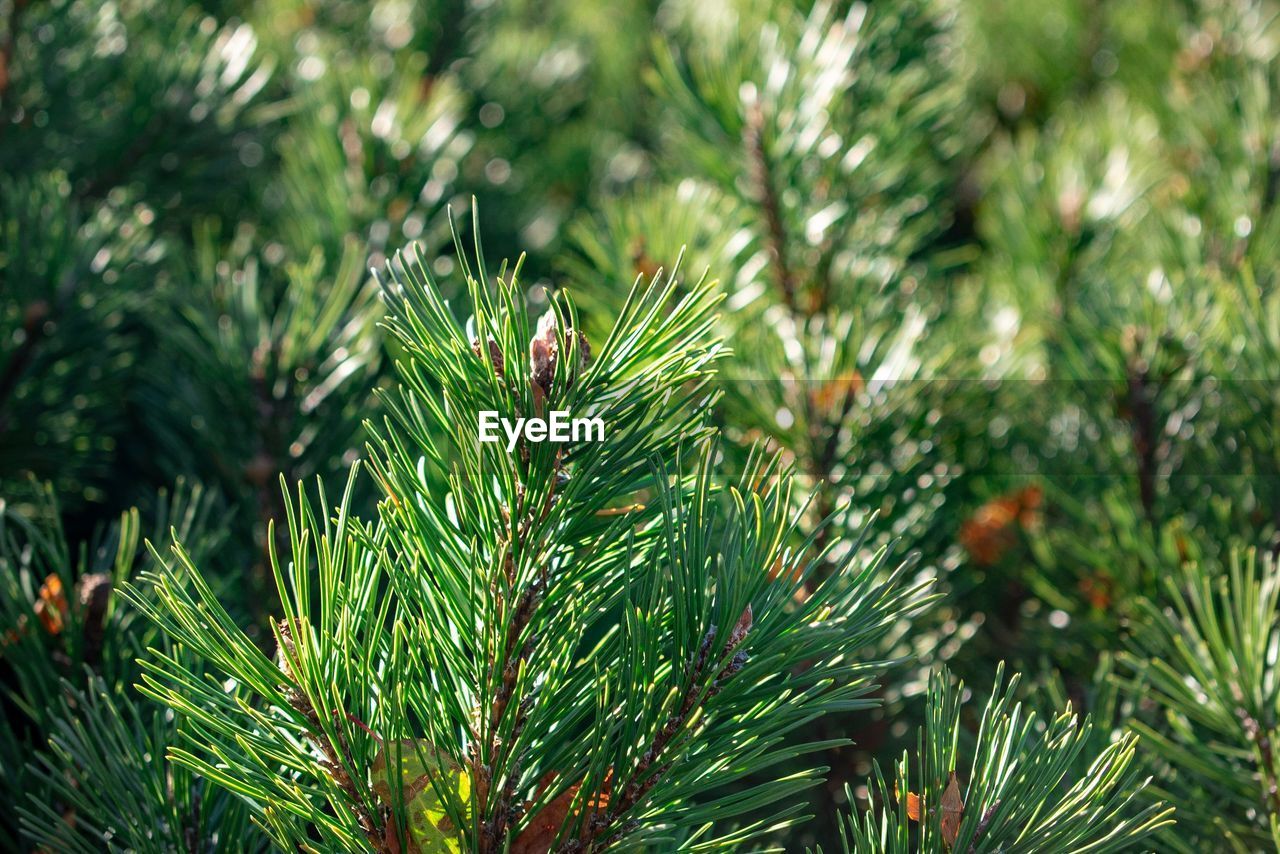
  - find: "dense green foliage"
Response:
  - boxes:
[2,0,1279,849]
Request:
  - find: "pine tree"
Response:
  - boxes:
[8,0,1280,849]
[127,230,934,851]
[20,669,264,853]
[0,480,258,848]
[1122,548,1280,851]
[0,174,160,512]
[833,665,1171,852]
[0,0,270,522]
[563,0,992,831]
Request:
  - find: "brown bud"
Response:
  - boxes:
[808,370,863,420]
[573,328,591,372]
[1057,187,1084,235]
[275,618,298,678]
[530,312,558,394]
[76,573,112,665]
[24,300,51,331]
[530,311,591,398]
[243,452,275,487]
[959,485,1042,566]
[629,236,662,282]
[472,336,505,377]
[727,604,752,650]
[33,574,68,635]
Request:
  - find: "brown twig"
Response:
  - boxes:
[277,620,391,852]
[1237,707,1280,820]
[478,333,581,852]
[184,784,203,854]
[245,343,300,626]
[745,102,798,312]
[564,616,751,853]
[478,466,559,853]
[1124,357,1158,527]
[479,565,545,852]
[967,800,1002,853]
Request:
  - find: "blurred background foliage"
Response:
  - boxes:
[3,0,1280,848]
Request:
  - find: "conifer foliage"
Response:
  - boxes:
[834,666,1170,853]
[6,0,1280,850]
[131,232,931,851]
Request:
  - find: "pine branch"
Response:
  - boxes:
[1123,549,1280,849]
[125,219,925,852]
[75,113,163,202]
[478,536,548,853]
[833,664,1172,853]
[276,619,389,852]
[478,435,573,852]
[1236,707,1280,821]
[572,611,752,852]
